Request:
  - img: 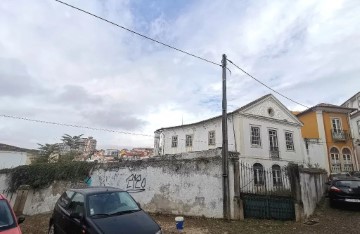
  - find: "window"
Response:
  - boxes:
[58,191,75,209]
[88,192,140,216]
[330,147,340,164]
[330,147,340,171]
[358,97,360,108]
[342,148,352,164]
[272,165,282,186]
[0,200,16,232]
[267,108,274,117]
[357,120,360,135]
[253,163,265,185]
[67,193,84,216]
[269,129,279,158]
[251,126,261,146]
[171,136,178,148]
[185,135,193,147]
[331,118,342,133]
[208,131,215,145]
[285,132,294,151]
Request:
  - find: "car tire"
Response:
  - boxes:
[48,223,56,234]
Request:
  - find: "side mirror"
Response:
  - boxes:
[17,215,25,224]
[70,212,82,219]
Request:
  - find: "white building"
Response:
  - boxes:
[154,94,306,169]
[341,91,360,168]
[0,151,31,169]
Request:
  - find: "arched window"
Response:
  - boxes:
[342,148,353,172]
[330,147,341,172]
[253,163,265,185]
[272,165,282,186]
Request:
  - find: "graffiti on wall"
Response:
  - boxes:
[126,174,146,193]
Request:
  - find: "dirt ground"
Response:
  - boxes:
[20,199,360,234]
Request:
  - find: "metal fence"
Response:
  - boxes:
[239,162,291,196]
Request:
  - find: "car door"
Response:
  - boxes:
[64,192,85,234]
[54,191,75,234]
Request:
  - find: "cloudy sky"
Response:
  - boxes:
[0,0,359,149]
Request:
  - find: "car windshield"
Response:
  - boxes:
[335,180,360,188]
[0,200,15,231]
[88,192,140,217]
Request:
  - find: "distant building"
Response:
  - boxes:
[341,91,360,170]
[296,103,357,173]
[104,149,119,158]
[78,136,97,154]
[0,143,37,169]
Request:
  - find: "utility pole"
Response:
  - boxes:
[221,54,231,220]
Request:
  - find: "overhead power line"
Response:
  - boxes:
[227,59,310,109]
[0,114,234,145]
[54,0,222,67]
[0,114,152,137]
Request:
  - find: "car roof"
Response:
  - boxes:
[68,186,125,195]
[333,177,360,181]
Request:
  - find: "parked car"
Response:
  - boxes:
[327,177,360,207]
[350,171,360,178]
[48,187,162,234]
[0,194,25,234]
[328,172,351,182]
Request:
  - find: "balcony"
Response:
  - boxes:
[331,129,349,141]
[270,147,280,159]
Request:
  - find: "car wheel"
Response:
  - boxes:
[48,223,56,234]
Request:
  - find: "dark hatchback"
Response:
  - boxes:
[48,187,162,234]
[328,177,360,206]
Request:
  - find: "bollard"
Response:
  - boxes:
[175,216,184,232]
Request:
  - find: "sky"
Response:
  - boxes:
[0,0,359,149]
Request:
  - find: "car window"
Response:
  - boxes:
[58,191,75,209]
[67,193,85,216]
[335,180,360,188]
[0,200,16,231]
[88,192,139,216]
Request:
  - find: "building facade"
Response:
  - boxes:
[341,91,360,171]
[296,104,357,173]
[154,94,306,169]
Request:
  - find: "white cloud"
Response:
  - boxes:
[0,0,359,149]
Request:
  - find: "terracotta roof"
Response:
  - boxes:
[296,103,356,116]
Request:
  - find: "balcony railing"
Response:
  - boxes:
[331,129,349,141]
[270,147,280,159]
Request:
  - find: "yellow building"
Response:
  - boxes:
[296,103,357,173]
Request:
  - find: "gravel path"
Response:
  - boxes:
[20,199,360,234]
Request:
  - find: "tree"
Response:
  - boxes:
[35,143,59,163]
[61,134,84,151]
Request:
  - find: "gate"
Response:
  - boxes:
[239,162,295,220]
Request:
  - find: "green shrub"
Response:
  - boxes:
[7,161,95,192]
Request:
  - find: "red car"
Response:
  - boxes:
[0,194,25,234]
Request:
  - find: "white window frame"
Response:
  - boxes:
[268,129,279,151]
[285,131,295,151]
[342,148,352,164]
[171,135,178,148]
[250,125,261,147]
[331,118,342,133]
[272,165,282,186]
[253,163,265,185]
[185,134,193,147]
[208,131,216,146]
[330,147,340,164]
[358,96,360,108]
[357,120,360,135]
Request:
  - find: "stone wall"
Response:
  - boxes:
[0,149,233,219]
[299,168,327,218]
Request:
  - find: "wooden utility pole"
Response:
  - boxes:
[222,54,231,220]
